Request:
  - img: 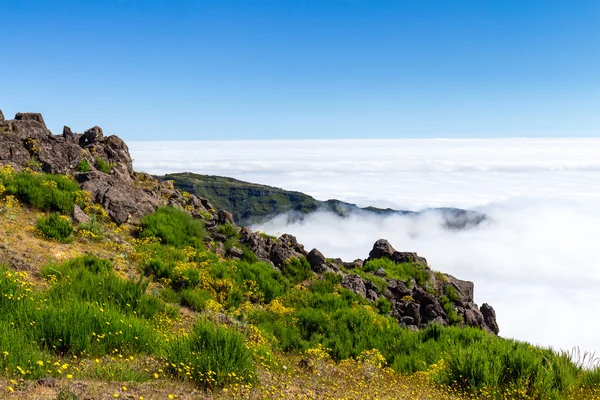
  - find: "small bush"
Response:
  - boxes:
[138,206,204,247]
[77,216,103,239]
[165,319,255,388]
[376,297,392,314]
[36,214,73,242]
[180,289,213,312]
[4,171,83,214]
[216,223,239,239]
[281,257,313,284]
[75,159,91,172]
[95,157,111,174]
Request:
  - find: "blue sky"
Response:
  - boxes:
[0,0,598,140]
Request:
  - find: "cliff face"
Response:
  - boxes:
[0,109,499,335]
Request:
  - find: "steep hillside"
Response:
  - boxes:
[160,172,486,228]
[0,109,599,400]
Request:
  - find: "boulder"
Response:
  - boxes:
[307,248,326,270]
[367,239,428,266]
[72,204,91,224]
[369,239,396,259]
[15,112,46,126]
[218,210,235,225]
[269,242,297,267]
[446,274,474,303]
[341,274,367,298]
[227,246,244,259]
[481,303,499,335]
[81,126,103,146]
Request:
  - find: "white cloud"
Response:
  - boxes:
[131,138,600,355]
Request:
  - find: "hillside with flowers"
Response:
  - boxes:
[0,110,600,400]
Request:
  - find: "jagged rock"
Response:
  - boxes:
[213,233,228,242]
[481,303,499,335]
[343,259,363,269]
[369,239,396,259]
[72,204,91,224]
[218,210,235,225]
[280,234,307,256]
[62,125,74,138]
[15,112,46,125]
[307,248,326,270]
[446,274,474,303]
[367,239,428,266]
[270,242,298,267]
[374,267,386,277]
[366,289,378,301]
[384,279,411,300]
[400,316,414,326]
[0,109,4,121]
[81,126,103,146]
[227,246,244,259]
[341,274,367,298]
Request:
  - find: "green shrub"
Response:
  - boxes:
[376,297,392,314]
[138,207,204,247]
[235,261,289,303]
[439,295,463,325]
[180,289,213,312]
[36,214,73,242]
[77,216,103,238]
[4,171,83,214]
[444,285,460,302]
[75,159,91,172]
[281,257,312,284]
[216,223,239,239]
[165,319,255,388]
[95,157,111,174]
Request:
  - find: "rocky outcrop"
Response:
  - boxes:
[337,239,499,335]
[238,228,307,268]
[0,110,217,224]
[367,239,428,266]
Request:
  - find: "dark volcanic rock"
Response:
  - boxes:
[341,274,367,298]
[307,248,326,270]
[446,274,474,303]
[0,110,4,121]
[218,210,235,225]
[0,112,216,224]
[481,303,499,334]
[368,239,428,266]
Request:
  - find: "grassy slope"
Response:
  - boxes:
[1,169,600,400]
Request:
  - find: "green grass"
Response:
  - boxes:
[94,157,111,174]
[36,214,73,242]
[164,319,255,389]
[76,216,104,239]
[363,257,430,286]
[138,206,204,247]
[1,171,83,214]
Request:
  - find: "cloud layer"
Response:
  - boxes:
[131,138,600,355]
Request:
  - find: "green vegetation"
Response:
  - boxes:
[36,213,73,241]
[160,172,398,225]
[77,215,104,238]
[0,170,599,399]
[165,319,255,389]
[0,170,84,214]
[138,206,204,247]
[363,257,430,286]
[75,159,91,172]
[95,157,111,174]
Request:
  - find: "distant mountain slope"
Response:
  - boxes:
[159,172,486,229]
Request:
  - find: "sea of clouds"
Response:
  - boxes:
[131,138,600,357]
